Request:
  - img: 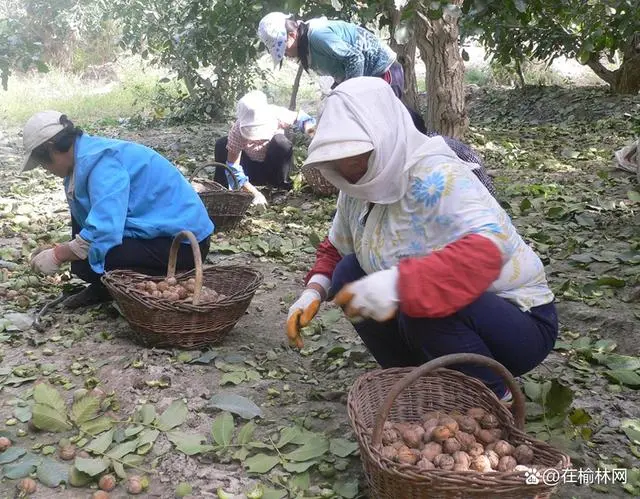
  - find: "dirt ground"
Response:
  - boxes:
[0,86,639,498]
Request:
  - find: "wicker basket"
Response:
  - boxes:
[348,353,571,498]
[190,162,253,232]
[302,164,338,196]
[101,230,262,348]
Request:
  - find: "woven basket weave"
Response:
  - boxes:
[348,353,571,498]
[190,162,253,232]
[102,230,262,348]
[302,164,338,196]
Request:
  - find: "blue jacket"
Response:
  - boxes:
[65,134,214,274]
[307,19,396,83]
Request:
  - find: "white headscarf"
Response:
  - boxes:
[304,77,473,204]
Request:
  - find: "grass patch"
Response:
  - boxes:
[0,58,164,127]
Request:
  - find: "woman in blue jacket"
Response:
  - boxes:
[22,111,214,308]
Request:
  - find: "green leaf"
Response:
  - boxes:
[283,460,317,472]
[569,408,591,426]
[628,190,640,203]
[37,457,69,487]
[276,427,303,448]
[125,426,144,438]
[594,353,640,371]
[542,380,573,416]
[68,466,92,487]
[14,405,32,423]
[156,400,188,431]
[113,461,127,479]
[136,404,157,425]
[245,453,280,474]
[237,421,256,445]
[73,457,109,476]
[329,438,359,458]
[211,411,235,447]
[71,395,101,424]
[282,435,329,462]
[3,453,41,479]
[190,350,218,364]
[85,429,114,454]
[107,440,139,460]
[0,446,27,464]
[33,383,66,412]
[261,488,287,499]
[121,454,145,468]
[290,471,310,490]
[167,431,208,455]
[621,419,640,444]
[80,415,114,435]
[208,394,263,419]
[606,369,640,388]
[595,276,626,288]
[32,403,72,432]
[334,479,359,498]
[136,428,160,453]
[220,372,246,385]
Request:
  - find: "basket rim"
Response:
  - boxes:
[102,265,263,313]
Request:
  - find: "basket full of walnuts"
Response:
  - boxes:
[347,353,571,498]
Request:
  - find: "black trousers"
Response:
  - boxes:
[213,134,293,189]
[71,219,210,285]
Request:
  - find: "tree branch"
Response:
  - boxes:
[586,56,616,85]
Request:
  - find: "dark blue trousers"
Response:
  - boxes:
[331,254,558,397]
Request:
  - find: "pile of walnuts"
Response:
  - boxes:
[134,277,225,304]
[380,407,535,473]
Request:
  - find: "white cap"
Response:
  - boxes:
[236,91,277,141]
[258,12,292,68]
[21,110,65,172]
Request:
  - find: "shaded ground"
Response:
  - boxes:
[0,85,639,498]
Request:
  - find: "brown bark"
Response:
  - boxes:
[388,8,419,110]
[586,33,640,94]
[414,4,468,138]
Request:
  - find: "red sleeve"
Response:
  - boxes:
[304,237,342,284]
[398,234,503,318]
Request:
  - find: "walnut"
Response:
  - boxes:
[443,437,461,455]
[480,413,500,430]
[484,450,500,469]
[454,431,476,451]
[513,444,534,465]
[497,456,518,472]
[421,442,443,462]
[433,454,455,470]
[416,458,435,470]
[432,426,453,442]
[494,440,515,457]
[470,455,492,472]
[467,407,486,421]
[452,451,470,468]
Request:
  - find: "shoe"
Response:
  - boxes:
[63,283,112,309]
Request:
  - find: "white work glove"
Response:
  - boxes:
[333,267,399,322]
[286,275,331,348]
[251,191,268,210]
[30,248,63,275]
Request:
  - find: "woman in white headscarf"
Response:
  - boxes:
[286,77,557,403]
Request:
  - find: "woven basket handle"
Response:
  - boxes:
[167,230,203,305]
[371,353,526,449]
[189,162,241,190]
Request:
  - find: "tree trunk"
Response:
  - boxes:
[614,32,640,94]
[388,8,419,110]
[414,5,468,138]
[289,63,304,111]
[586,33,640,94]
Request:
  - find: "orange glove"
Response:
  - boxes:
[286,289,321,348]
